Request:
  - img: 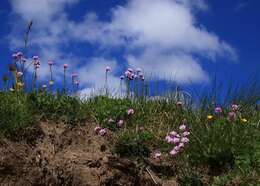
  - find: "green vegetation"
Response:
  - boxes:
[0,91,259,185]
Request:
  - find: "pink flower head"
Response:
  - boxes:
[63,64,68,69]
[120,75,124,80]
[228,111,236,120]
[117,120,124,128]
[232,104,239,112]
[94,126,102,134]
[169,131,177,138]
[16,71,23,78]
[172,137,180,144]
[170,149,178,156]
[165,135,173,143]
[71,73,78,78]
[183,131,190,137]
[48,60,54,66]
[35,64,40,69]
[124,70,131,77]
[108,118,115,123]
[99,128,107,136]
[106,66,111,72]
[177,101,183,106]
[181,137,189,144]
[179,124,187,131]
[178,142,185,148]
[17,52,23,58]
[174,145,181,151]
[153,151,162,159]
[12,53,18,60]
[215,107,222,114]
[127,108,134,115]
[127,68,133,73]
[33,56,39,61]
[136,68,142,73]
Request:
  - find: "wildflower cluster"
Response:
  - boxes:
[165,121,190,157]
[94,126,107,136]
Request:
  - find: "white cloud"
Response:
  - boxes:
[8,0,237,93]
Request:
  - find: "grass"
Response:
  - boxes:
[0,90,259,185]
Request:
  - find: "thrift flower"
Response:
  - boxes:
[170,149,178,156]
[215,107,222,114]
[94,126,102,134]
[48,60,54,66]
[178,143,185,148]
[228,112,236,120]
[183,131,190,137]
[169,131,177,138]
[127,108,134,115]
[117,120,124,128]
[16,72,23,78]
[120,75,124,80]
[179,124,187,131]
[181,137,189,144]
[17,52,23,58]
[108,118,115,123]
[232,104,239,112]
[172,137,180,144]
[99,128,107,136]
[153,151,162,159]
[33,56,39,61]
[106,66,111,72]
[63,64,68,69]
[177,101,183,106]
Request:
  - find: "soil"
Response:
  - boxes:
[0,122,178,186]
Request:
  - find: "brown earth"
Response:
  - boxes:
[0,122,178,186]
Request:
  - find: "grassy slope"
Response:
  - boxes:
[0,92,259,185]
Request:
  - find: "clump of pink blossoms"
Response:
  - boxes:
[165,120,190,157]
[94,126,108,136]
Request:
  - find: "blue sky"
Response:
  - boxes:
[0,0,260,96]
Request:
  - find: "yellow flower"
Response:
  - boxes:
[241,118,247,123]
[16,82,24,88]
[207,115,214,120]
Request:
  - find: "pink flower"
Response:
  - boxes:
[179,124,187,131]
[174,145,181,151]
[181,137,189,144]
[75,81,80,86]
[63,64,68,69]
[71,73,78,78]
[127,108,134,115]
[120,75,124,80]
[178,142,185,148]
[170,149,178,156]
[172,137,180,144]
[127,68,133,73]
[48,60,54,66]
[215,107,222,113]
[108,118,115,123]
[12,53,18,59]
[17,52,23,58]
[169,131,177,138]
[183,131,190,137]
[16,72,23,78]
[106,66,111,72]
[177,101,183,106]
[232,104,239,112]
[117,120,124,128]
[94,126,102,134]
[99,128,107,136]
[33,56,39,61]
[228,111,236,120]
[153,151,162,159]
[165,135,173,143]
